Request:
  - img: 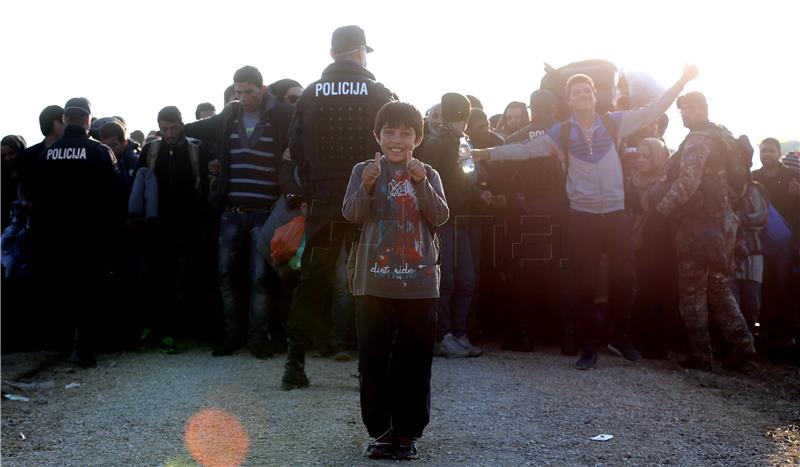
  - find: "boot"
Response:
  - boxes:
[561,322,577,356]
[68,327,96,368]
[281,340,310,390]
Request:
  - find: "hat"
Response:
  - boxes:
[529,89,556,111]
[64,97,91,116]
[441,93,471,123]
[331,25,373,55]
[676,91,707,109]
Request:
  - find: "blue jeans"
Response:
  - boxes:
[437,222,476,340]
[218,209,275,345]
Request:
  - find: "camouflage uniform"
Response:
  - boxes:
[656,123,755,365]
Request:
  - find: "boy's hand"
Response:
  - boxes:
[407,151,426,183]
[362,152,381,192]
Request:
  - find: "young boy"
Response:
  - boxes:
[342,101,449,460]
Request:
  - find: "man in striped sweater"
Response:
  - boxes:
[185,66,295,359]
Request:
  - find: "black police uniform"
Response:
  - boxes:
[30,124,125,364]
[283,59,394,385]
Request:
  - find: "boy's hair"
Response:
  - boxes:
[374,101,423,139]
[157,106,182,124]
[99,121,126,142]
[39,105,64,136]
[759,137,781,152]
[565,73,597,97]
[233,65,263,87]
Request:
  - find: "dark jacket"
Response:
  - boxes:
[416,132,472,220]
[29,125,126,263]
[137,137,206,228]
[184,95,294,207]
[289,60,394,188]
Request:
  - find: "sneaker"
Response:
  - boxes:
[363,433,394,459]
[212,339,240,357]
[608,338,641,362]
[393,436,418,460]
[160,336,179,355]
[281,366,310,390]
[437,333,469,358]
[454,335,483,357]
[575,348,598,370]
[250,342,274,359]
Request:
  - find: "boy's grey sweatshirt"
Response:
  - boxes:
[342,156,449,299]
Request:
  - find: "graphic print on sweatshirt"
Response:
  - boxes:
[370,168,432,283]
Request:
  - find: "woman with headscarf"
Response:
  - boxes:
[626,137,680,358]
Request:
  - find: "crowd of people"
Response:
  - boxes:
[2,24,799,460]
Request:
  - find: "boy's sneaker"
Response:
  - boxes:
[437,334,469,358]
[363,433,394,459]
[393,436,418,460]
[575,348,598,370]
[608,338,641,362]
[454,335,483,357]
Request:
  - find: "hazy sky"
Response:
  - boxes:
[2,0,796,153]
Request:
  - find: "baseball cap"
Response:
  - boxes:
[64,97,91,116]
[529,89,556,111]
[676,91,707,109]
[331,25,373,54]
[441,93,471,123]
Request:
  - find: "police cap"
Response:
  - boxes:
[529,89,557,112]
[332,25,373,54]
[64,97,91,116]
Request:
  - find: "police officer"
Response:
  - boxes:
[281,25,395,390]
[651,91,755,370]
[30,97,126,367]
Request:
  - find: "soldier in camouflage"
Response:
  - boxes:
[651,92,755,370]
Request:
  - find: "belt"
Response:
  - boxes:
[226,206,270,214]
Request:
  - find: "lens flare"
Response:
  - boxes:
[185,408,250,467]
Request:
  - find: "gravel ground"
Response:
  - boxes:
[2,345,799,466]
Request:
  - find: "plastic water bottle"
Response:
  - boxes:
[459,137,475,174]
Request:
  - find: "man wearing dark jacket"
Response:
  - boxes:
[137,106,208,351]
[281,25,394,390]
[501,89,568,353]
[29,97,126,367]
[185,66,295,359]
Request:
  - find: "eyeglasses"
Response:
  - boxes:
[285,95,300,104]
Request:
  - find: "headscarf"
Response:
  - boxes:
[632,137,669,189]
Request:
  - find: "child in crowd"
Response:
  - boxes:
[342,101,449,460]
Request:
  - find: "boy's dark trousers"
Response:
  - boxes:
[358,295,437,438]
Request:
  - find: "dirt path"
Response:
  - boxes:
[2,346,798,466]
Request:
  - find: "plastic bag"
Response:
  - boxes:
[270,216,305,264]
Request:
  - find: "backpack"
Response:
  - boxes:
[146,138,202,192]
[540,60,618,122]
[687,124,749,200]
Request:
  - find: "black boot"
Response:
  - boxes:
[281,340,310,390]
[68,327,96,368]
[561,322,577,356]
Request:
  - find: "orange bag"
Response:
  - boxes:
[270,216,305,264]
